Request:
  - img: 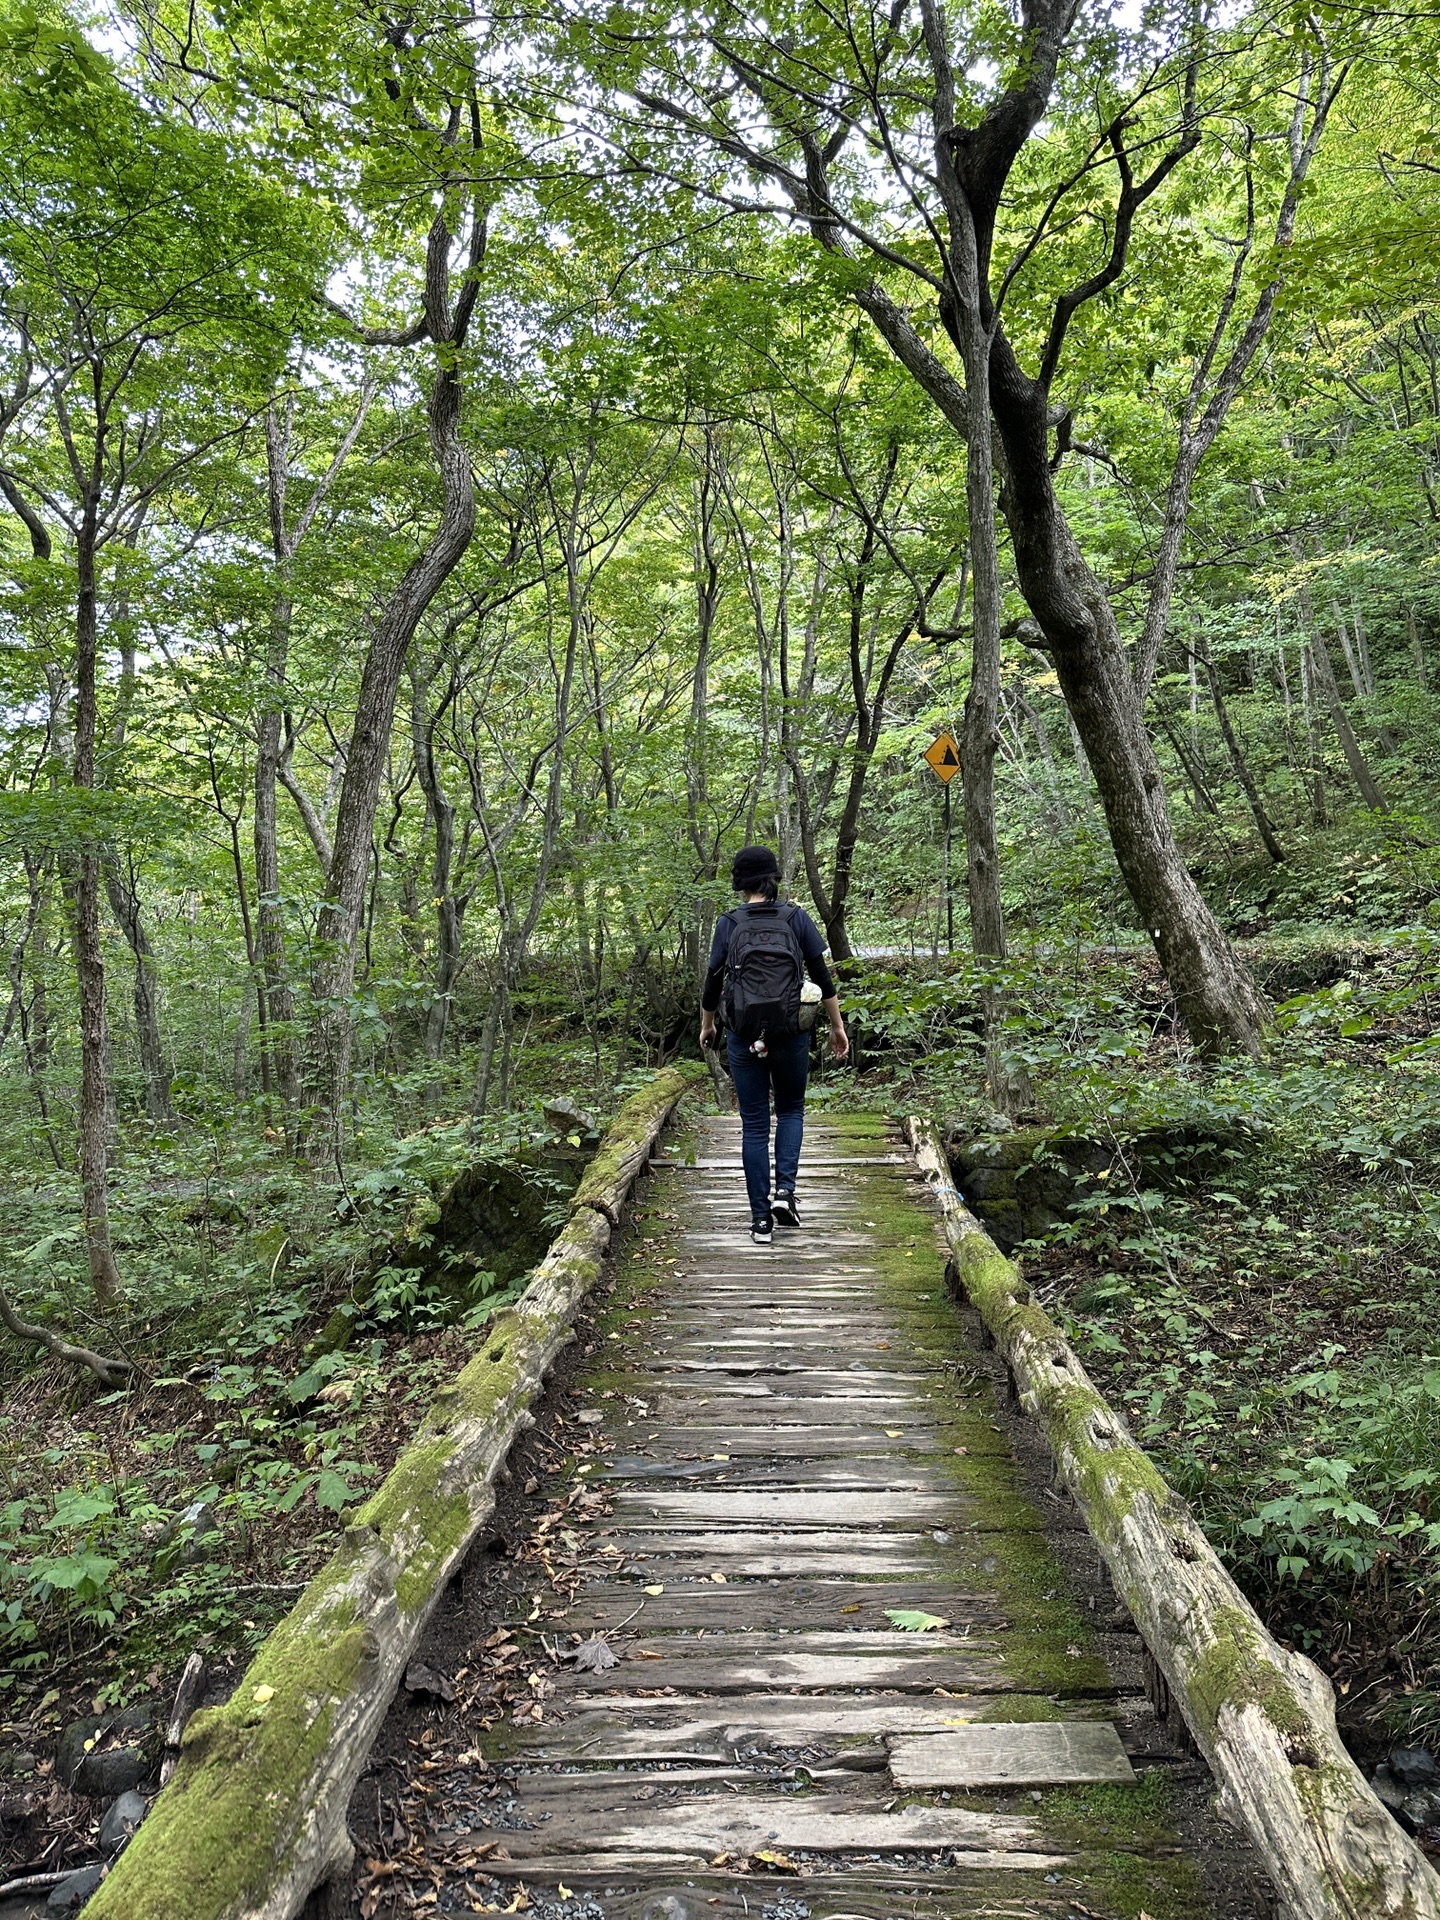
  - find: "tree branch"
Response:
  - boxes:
[0,1280,133,1386]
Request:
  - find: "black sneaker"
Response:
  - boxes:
[751,1215,774,1246]
[773,1189,800,1228]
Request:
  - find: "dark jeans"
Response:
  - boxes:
[727,1030,810,1220]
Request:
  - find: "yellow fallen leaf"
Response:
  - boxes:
[558,1887,573,1900]
[710,1853,731,1868]
[253,1685,275,1704]
[884,1429,903,1437]
[711,1572,727,1583]
[712,1453,729,1461]
[840,1604,861,1614]
[644,1583,665,1595]
[755,1847,798,1871]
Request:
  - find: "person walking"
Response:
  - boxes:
[698,845,849,1245]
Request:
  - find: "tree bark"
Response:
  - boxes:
[309,196,482,1134]
[102,855,174,1119]
[1306,632,1388,812]
[987,345,1267,1056]
[72,488,122,1306]
[1195,639,1286,864]
[410,666,467,1063]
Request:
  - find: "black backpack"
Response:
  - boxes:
[722,903,806,1042]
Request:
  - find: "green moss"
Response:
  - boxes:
[90,1068,694,1920]
[571,1064,704,1216]
[1186,1604,1314,1745]
[86,1565,372,1919]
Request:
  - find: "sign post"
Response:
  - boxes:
[922,732,961,952]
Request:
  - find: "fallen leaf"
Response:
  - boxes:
[252,1685,275,1705]
[884,1428,903,1437]
[839,1604,861,1614]
[755,1847,799,1872]
[712,1453,730,1461]
[635,1649,664,1661]
[404,1660,456,1701]
[711,1572,727,1583]
[570,1636,620,1672]
[644,1583,665,1595]
[885,1608,951,1632]
[558,1887,573,1900]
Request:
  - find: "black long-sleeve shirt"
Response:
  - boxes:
[701,902,837,1012]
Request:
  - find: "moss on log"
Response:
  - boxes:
[906,1114,1440,1920]
[87,1065,701,1920]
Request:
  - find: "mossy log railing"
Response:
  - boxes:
[906,1115,1440,1920]
[88,1064,704,1920]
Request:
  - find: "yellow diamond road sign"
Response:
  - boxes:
[924,733,961,783]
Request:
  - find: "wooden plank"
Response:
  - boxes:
[598,1456,976,1486]
[482,1801,1061,1861]
[597,1425,974,1456]
[559,1647,1009,1694]
[506,1694,1111,1754]
[603,1526,944,1555]
[610,1490,966,1524]
[887,1722,1138,1789]
[534,1582,1009,1634]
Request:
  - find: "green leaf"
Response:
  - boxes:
[884,1608,950,1632]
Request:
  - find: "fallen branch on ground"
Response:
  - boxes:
[0,1280,133,1385]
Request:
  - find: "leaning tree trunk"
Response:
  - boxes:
[988,348,1267,1059]
[72,494,122,1306]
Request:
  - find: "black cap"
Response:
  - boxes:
[731,844,780,890]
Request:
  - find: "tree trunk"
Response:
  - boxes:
[1195,642,1286,864]
[953,309,1027,1110]
[1297,640,1329,827]
[255,591,299,1114]
[410,670,465,1063]
[1306,633,1387,812]
[308,208,479,1135]
[72,494,121,1306]
[988,345,1267,1058]
[1408,604,1427,690]
[102,855,174,1119]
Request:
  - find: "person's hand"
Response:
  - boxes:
[700,1012,718,1051]
[829,1017,850,1062]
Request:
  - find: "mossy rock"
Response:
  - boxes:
[946,1121,1253,1251]
[396,1154,579,1296]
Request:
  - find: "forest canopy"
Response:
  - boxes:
[6,0,1440,1832]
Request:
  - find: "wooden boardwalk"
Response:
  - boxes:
[386,1112,1260,1920]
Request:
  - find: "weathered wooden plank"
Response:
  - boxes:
[559,1646,1009,1694]
[597,1425,963,1455]
[888,1722,1138,1789]
[507,1695,1096,1755]
[478,1801,1061,1860]
[610,1489,966,1524]
[537,1582,1008,1634]
[598,1455,980,1485]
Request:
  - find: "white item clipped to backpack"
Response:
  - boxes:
[797,980,823,1031]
